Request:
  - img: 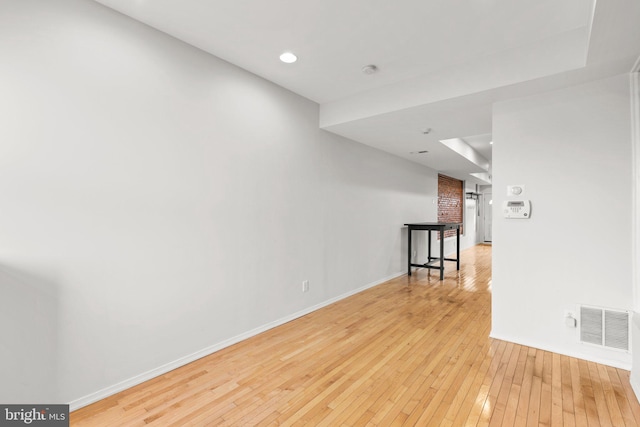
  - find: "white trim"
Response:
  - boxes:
[632,68,640,312]
[632,375,640,402]
[489,331,632,370]
[631,313,640,395]
[632,55,640,74]
[69,271,405,411]
[584,0,597,60]
[630,60,640,404]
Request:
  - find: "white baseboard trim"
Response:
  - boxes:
[69,271,405,411]
[489,331,632,370]
[631,375,640,403]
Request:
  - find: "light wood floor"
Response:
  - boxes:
[71,245,640,426]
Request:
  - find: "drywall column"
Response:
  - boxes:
[492,74,633,368]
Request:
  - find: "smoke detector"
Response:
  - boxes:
[361,64,378,74]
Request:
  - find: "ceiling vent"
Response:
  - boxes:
[579,305,630,351]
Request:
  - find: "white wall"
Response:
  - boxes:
[492,74,634,368]
[0,0,438,406]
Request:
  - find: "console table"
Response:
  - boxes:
[404,222,462,280]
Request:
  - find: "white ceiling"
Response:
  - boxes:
[94,0,640,186]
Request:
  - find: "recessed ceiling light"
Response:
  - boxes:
[279,52,297,63]
[489,140,493,145]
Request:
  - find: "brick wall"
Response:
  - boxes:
[438,174,463,238]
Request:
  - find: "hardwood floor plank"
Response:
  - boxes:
[609,367,640,426]
[487,343,520,427]
[525,350,543,427]
[444,338,495,425]
[550,352,565,426]
[501,346,528,426]
[514,347,536,426]
[597,363,625,426]
[588,361,614,426]
[409,322,489,425]
[535,350,553,426]
[69,245,640,427]
[560,355,576,427]
[578,358,602,427]
[569,356,588,427]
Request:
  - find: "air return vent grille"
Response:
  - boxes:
[579,305,630,351]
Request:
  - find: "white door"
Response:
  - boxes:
[483,193,492,242]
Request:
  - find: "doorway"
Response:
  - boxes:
[483,193,492,242]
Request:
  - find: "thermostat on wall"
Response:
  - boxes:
[502,200,531,219]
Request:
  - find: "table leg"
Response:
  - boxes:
[407,228,412,276]
[428,229,432,261]
[456,227,460,270]
[439,229,444,280]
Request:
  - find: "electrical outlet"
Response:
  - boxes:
[412,250,417,260]
[302,280,309,293]
[564,310,577,328]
